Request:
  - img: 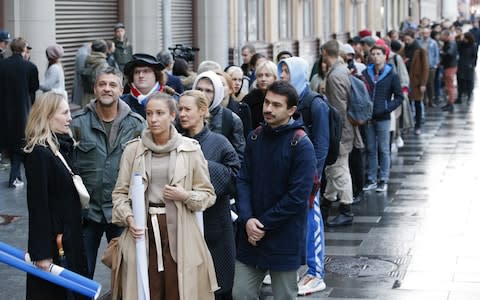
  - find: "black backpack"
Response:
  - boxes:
[298,92,343,167]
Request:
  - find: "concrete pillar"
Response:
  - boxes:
[123,0,159,55]
[4,0,55,79]
[196,0,228,67]
[442,0,458,22]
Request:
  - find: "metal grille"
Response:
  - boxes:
[171,0,193,47]
[55,0,118,99]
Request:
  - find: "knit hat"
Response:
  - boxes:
[358,29,372,38]
[0,30,10,42]
[342,43,355,55]
[361,36,375,47]
[374,39,390,60]
[46,44,64,60]
[114,22,125,30]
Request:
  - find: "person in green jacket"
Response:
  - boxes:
[71,66,145,279]
[113,22,133,72]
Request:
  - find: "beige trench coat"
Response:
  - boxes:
[111,137,218,300]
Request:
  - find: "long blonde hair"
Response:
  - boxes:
[24,90,73,153]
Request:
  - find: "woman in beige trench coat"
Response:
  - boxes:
[111,92,218,300]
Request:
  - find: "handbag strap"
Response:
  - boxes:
[55,151,74,176]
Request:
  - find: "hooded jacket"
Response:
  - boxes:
[193,71,245,161]
[278,57,329,174]
[362,63,403,121]
[236,117,315,271]
[71,99,145,223]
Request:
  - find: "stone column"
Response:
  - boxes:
[195,0,228,67]
[123,0,159,55]
[4,0,55,78]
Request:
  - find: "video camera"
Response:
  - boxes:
[168,44,199,62]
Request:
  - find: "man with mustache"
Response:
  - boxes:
[71,66,145,278]
[233,80,316,299]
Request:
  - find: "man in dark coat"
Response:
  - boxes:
[0,37,39,188]
[233,81,315,299]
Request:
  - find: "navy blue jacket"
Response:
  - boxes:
[236,117,315,271]
[298,88,329,174]
[362,64,403,121]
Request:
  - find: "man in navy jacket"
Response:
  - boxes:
[233,80,316,299]
[362,45,403,193]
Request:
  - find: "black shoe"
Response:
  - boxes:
[441,104,453,112]
[327,213,354,227]
[320,198,332,225]
[352,194,362,204]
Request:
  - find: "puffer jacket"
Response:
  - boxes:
[71,100,145,223]
[362,64,403,121]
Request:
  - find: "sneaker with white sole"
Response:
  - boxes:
[376,181,387,192]
[9,178,24,188]
[362,181,377,191]
[262,274,271,285]
[297,274,326,296]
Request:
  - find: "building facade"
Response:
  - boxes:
[0,0,458,99]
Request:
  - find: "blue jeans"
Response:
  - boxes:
[366,119,391,183]
[82,219,123,278]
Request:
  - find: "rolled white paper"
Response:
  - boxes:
[131,173,150,300]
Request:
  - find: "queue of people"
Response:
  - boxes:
[0,15,478,300]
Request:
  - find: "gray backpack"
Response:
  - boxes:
[347,75,372,125]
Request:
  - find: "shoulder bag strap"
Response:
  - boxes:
[55,151,74,176]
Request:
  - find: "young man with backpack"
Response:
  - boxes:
[361,45,403,193]
[321,40,362,227]
[233,80,316,299]
[278,57,329,295]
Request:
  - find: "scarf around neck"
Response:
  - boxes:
[141,125,182,154]
[130,82,162,106]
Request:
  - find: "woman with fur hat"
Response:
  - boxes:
[40,44,65,92]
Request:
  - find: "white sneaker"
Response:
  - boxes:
[10,179,24,188]
[263,274,271,285]
[395,136,404,148]
[297,274,326,296]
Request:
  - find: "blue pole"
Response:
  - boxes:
[0,241,100,293]
[0,243,101,299]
